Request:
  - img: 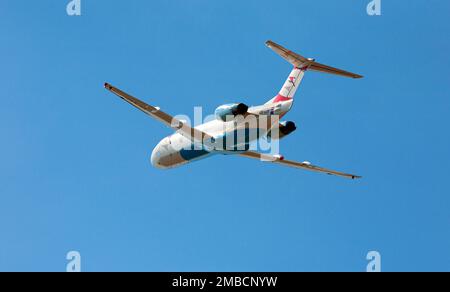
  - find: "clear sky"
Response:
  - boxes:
[0,0,449,271]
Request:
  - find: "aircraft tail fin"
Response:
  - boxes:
[266,66,306,104]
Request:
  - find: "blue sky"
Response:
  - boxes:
[0,0,449,271]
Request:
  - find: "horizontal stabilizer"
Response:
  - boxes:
[266,40,363,79]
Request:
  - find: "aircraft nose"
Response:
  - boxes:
[150,137,174,169]
[150,145,161,167]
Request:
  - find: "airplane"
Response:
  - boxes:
[104,40,363,179]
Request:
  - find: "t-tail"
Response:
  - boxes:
[265,40,363,104]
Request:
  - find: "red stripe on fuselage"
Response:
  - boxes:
[273,94,292,103]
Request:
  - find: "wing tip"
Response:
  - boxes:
[104,82,113,90]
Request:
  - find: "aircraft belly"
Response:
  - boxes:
[156,151,186,168]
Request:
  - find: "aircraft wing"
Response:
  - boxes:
[238,151,361,179]
[104,83,213,143]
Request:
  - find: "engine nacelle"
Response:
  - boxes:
[279,121,297,136]
[214,103,249,122]
[267,121,297,140]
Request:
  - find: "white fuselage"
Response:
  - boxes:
[150,99,293,168]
